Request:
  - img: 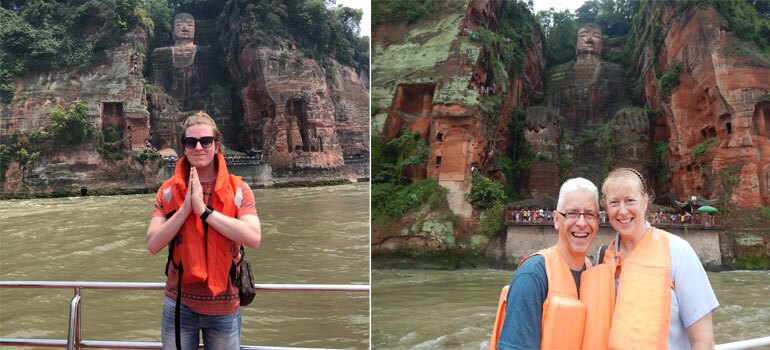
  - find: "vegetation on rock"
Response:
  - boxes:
[221,0,369,72]
[372,0,436,27]
[466,173,506,209]
[372,131,442,220]
[0,0,149,103]
[50,101,94,146]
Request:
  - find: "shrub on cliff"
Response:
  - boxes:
[372,0,436,27]
[466,173,506,209]
[372,179,439,220]
[479,203,505,236]
[50,101,94,146]
[372,130,435,221]
[658,60,682,100]
[372,131,429,185]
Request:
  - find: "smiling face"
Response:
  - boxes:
[554,189,600,263]
[603,176,649,241]
[183,124,216,170]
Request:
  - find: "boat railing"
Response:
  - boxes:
[0,281,369,350]
[715,336,770,350]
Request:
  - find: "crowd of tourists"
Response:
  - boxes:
[504,208,719,227]
[162,154,261,167]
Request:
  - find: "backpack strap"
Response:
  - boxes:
[162,209,183,350]
[230,245,245,284]
[597,243,609,266]
[163,210,180,276]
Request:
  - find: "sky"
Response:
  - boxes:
[331,0,586,38]
[532,0,587,14]
[334,0,371,37]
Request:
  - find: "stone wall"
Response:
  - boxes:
[493,224,722,270]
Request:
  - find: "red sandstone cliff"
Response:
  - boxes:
[0,26,156,195]
[1,9,370,195]
[634,3,770,208]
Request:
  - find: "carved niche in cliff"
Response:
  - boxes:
[382,84,436,142]
[523,106,560,198]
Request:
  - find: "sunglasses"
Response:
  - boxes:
[183,136,215,149]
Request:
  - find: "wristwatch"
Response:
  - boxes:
[200,207,213,222]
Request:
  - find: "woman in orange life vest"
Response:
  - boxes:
[599,168,718,349]
[146,111,261,350]
[495,177,600,349]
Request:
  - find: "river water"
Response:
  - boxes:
[372,269,770,349]
[0,183,370,349]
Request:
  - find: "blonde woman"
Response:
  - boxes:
[146,111,261,349]
[599,168,717,349]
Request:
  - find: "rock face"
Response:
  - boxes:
[234,46,344,171]
[1,26,155,195]
[223,6,370,176]
[1,11,370,195]
[372,0,545,253]
[524,24,640,198]
[634,3,770,208]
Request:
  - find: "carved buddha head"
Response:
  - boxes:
[575,24,602,60]
[172,13,195,46]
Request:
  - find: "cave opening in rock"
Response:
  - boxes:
[286,98,309,152]
[101,102,125,146]
[396,84,435,119]
[718,113,732,135]
[753,101,770,137]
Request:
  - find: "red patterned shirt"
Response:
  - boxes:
[153,180,257,315]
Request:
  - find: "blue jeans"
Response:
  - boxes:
[162,296,241,350]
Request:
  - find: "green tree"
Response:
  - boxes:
[50,101,94,146]
[373,131,429,185]
[466,173,507,209]
[539,8,578,67]
[372,0,436,27]
[1,1,145,101]
[714,0,770,55]
[141,0,171,48]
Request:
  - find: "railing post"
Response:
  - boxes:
[67,287,82,350]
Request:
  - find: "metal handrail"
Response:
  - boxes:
[0,281,369,350]
[716,336,770,350]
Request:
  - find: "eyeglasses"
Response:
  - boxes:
[558,211,599,221]
[184,136,214,149]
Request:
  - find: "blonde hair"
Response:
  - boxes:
[181,111,223,154]
[601,167,653,208]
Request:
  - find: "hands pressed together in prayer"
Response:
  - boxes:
[186,166,207,217]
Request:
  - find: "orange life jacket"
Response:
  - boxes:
[579,258,615,349]
[607,227,672,349]
[489,246,592,350]
[161,153,243,296]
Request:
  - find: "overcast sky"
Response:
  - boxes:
[339,0,587,38]
[532,0,587,14]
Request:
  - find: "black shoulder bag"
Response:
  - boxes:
[235,246,256,306]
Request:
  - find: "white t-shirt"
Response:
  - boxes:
[611,224,719,349]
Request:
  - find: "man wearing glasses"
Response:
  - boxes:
[495,178,600,349]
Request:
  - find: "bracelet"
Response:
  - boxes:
[200,207,213,222]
